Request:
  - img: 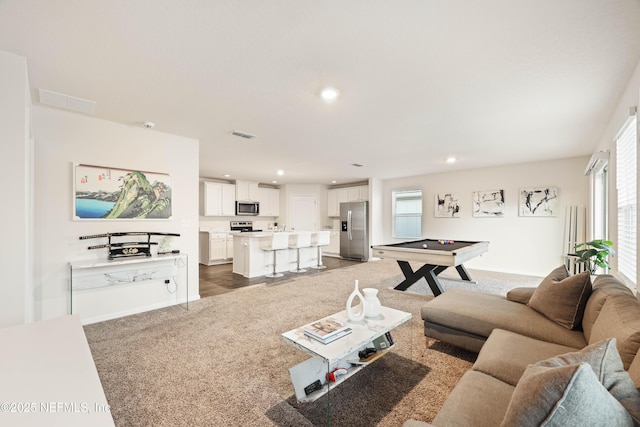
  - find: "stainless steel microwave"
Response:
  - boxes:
[236,201,259,216]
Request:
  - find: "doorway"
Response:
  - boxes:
[290,194,317,231]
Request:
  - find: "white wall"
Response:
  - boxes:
[0,51,32,327]
[382,156,589,276]
[32,106,200,322]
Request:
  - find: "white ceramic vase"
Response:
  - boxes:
[362,288,381,318]
[346,280,367,322]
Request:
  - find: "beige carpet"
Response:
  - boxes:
[84,259,542,426]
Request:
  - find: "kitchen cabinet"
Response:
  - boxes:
[258,187,280,217]
[327,185,368,217]
[325,230,340,255]
[199,232,233,265]
[236,180,260,202]
[201,182,236,216]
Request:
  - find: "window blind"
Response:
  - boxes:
[616,116,637,284]
[393,190,422,238]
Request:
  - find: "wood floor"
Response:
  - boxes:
[199,256,360,298]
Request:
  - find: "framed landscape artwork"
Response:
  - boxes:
[435,193,461,218]
[74,164,172,220]
[473,190,505,217]
[519,186,559,217]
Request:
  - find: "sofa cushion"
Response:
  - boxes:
[590,294,640,369]
[473,329,579,386]
[422,289,587,349]
[535,338,640,422]
[527,266,591,330]
[506,287,535,304]
[501,363,633,427]
[433,370,514,427]
[582,275,634,341]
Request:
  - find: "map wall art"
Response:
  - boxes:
[74,164,172,220]
[519,186,559,217]
[472,189,505,217]
[435,193,461,218]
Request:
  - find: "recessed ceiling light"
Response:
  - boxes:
[271,180,277,184]
[331,180,337,184]
[446,157,457,164]
[321,87,340,103]
[223,174,231,178]
[276,169,284,176]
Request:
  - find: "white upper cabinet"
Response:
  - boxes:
[236,180,260,201]
[202,181,236,216]
[258,187,280,217]
[327,185,368,217]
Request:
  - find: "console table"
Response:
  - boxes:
[69,253,188,324]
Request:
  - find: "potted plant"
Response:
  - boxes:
[573,239,615,274]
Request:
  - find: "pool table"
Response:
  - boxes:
[371,239,489,295]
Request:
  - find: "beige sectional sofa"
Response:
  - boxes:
[405,267,640,426]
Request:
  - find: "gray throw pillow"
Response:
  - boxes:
[527,266,591,330]
[501,363,633,427]
[536,338,640,423]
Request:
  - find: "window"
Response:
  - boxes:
[393,190,422,239]
[616,115,637,284]
[586,151,609,242]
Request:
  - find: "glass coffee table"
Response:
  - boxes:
[281,305,412,403]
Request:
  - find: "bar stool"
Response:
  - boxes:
[310,230,331,269]
[289,232,312,273]
[261,233,289,278]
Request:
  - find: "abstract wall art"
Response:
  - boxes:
[473,189,505,217]
[435,193,461,218]
[74,164,172,220]
[519,186,559,217]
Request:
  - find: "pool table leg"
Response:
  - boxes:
[394,261,445,296]
[455,264,471,281]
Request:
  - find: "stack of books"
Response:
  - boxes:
[304,317,352,344]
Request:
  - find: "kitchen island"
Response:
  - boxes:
[232,232,319,278]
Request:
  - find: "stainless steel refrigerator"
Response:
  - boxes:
[340,201,369,261]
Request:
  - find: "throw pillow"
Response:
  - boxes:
[500,363,633,427]
[527,266,591,330]
[506,287,536,304]
[535,338,640,422]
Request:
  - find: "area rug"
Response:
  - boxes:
[84,259,542,426]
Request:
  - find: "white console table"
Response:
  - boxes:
[69,253,188,324]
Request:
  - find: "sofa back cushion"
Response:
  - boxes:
[589,294,640,370]
[582,275,634,341]
[527,266,591,330]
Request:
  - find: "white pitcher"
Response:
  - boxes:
[362,288,381,318]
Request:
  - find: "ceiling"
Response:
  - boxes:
[2,1,640,185]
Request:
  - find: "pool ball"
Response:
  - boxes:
[422,243,427,248]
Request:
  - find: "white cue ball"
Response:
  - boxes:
[422,243,427,248]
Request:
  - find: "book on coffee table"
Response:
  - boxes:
[304,317,351,344]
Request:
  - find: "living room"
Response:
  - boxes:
[2,1,640,426]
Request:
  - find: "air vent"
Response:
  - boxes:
[232,130,256,139]
[352,163,364,167]
[38,89,96,114]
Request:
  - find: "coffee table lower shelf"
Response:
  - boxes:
[289,345,395,403]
